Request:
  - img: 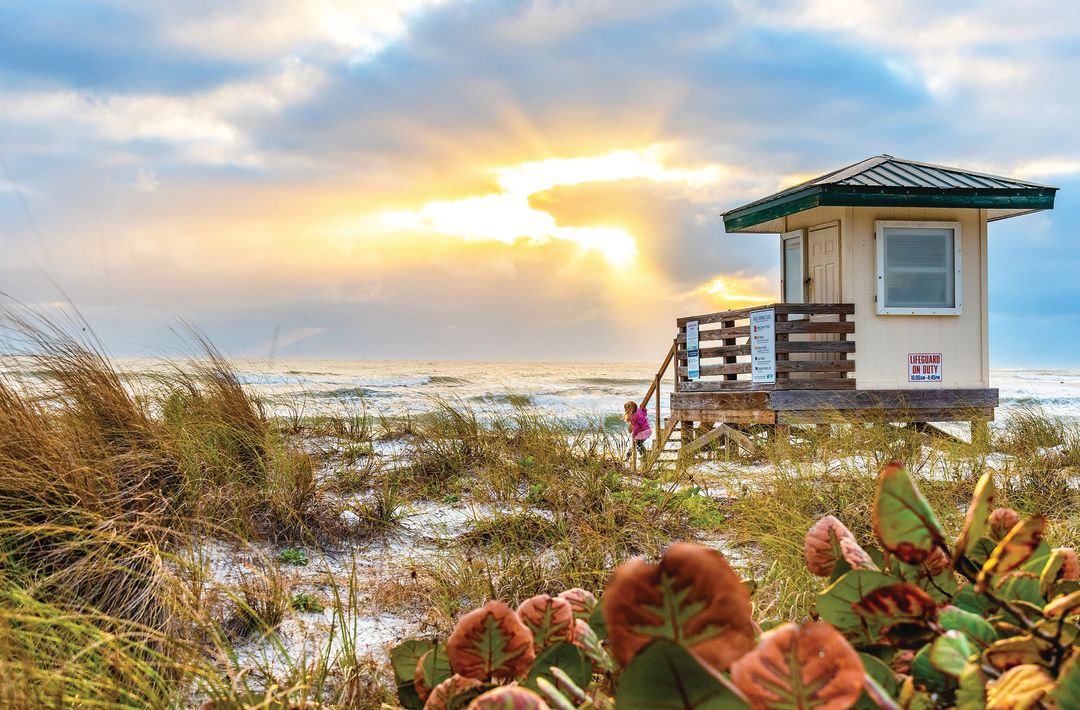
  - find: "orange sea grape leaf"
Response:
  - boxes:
[987,508,1020,541]
[730,621,864,710]
[983,635,1054,671]
[448,601,536,681]
[516,595,575,652]
[872,462,947,564]
[423,674,486,710]
[852,582,938,627]
[1044,588,1080,618]
[975,515,1046,593]
[955,471,996,561]
[1060,547,1080,580]
[557,588,597,620]
[465,686,552,710]
[804,515,877,577]
[602,542,755,671]
[984,664,1053,710]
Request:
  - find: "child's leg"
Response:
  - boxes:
[636,439,647,456]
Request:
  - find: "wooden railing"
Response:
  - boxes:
[639,339,676,439]
[674,303,856,392]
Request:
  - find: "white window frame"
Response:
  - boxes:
[875,220,962,316]
[781,229,805,305]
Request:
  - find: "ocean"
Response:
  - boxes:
[219,360,1080,426]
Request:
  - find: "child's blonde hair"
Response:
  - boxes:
[623,400,638,421]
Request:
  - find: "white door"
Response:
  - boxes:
[806,224,840,365]
[807,224,839,303]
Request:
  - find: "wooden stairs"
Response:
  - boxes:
[632,343,758,473]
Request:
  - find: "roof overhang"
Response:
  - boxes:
[723,184,1059,234]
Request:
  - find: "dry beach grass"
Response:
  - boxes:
[0,310,1077,707]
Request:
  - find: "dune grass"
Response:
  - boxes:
[0,308,1077,707]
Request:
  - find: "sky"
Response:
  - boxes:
[1,0,1079,365]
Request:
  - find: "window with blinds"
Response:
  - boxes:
[875,221,962,315]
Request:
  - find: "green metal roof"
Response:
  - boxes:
[723,155,1058,233]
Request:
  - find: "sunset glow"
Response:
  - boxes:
[381,146,723,269]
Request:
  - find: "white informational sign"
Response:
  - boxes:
[908,353,942,382]
[686,320,700,380]
[750,309,776,384]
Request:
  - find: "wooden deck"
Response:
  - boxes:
[635,303,997,467]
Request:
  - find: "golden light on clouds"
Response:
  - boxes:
[693,274,775,309]
[381,145,723,269]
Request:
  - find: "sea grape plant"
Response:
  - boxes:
[388,462,1080,709]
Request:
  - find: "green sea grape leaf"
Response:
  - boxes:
[816,570,894,642]
[1039,547,1070,598]
[516,594,576,652]
[615,639,749,709]
[854,653,900,710]
[446,600,536,681]
[1050,653,1080,708]
[415,645,454,702]
[587,599,606,641]
[390,638,434,709]
[967,538,998,568]
[911,644,954,694]
[603,542,755,671]
[730,621,864,710]
[391,638,434,684]
[955,471,996,560]
[535,678,576,710]
[895,560,958,603]
[956,662,987,710]
[523,641,590,694]
[954,582,996,616]
[975,515,1046,593]
[929,631,974,678]
[872,462,947,564]
[939,605,997,647]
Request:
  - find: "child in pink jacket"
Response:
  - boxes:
[623,400,652,460]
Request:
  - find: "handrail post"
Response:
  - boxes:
[653,374,660,439]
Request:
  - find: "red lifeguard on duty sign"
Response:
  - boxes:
[908,353,942,382]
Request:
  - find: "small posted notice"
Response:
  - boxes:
[750,309,776,384]
[908,353,942,382]
[686,320,700,380]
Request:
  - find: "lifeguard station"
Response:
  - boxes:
[639,155,1057,460]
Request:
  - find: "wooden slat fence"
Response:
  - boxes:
[675,303,855,392]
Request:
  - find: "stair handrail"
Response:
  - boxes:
[639,338,677,452]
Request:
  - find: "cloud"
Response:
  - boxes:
[1,0,1079,362]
